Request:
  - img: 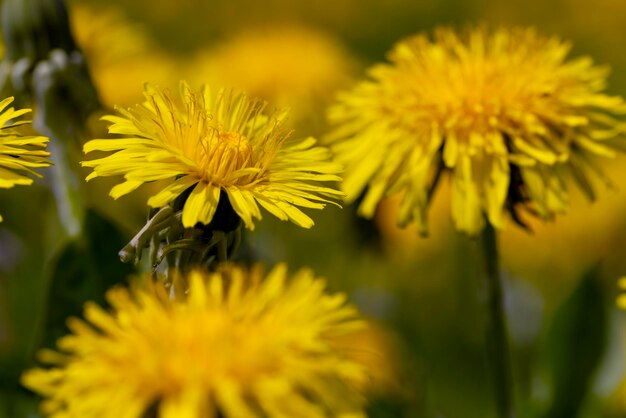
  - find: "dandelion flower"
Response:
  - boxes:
[617,277,626,309]
[0,96,50,221]
[191,25,356,127]
[70,4,151,68]
[70,4,177,107]
[22,264,368,418]
[327,26,626,235]
[82,82,343,229]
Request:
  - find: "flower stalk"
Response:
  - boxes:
[481,223,514,418]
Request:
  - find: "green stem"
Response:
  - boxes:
[481,223,514,418]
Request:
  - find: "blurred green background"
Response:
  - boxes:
[2,0,626,417]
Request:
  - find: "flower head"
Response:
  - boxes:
[70,4,177,107]
[191,25,356,127]
[82,82,343,229]
[22,263,368,418]
[70,4,151,68]
[0,96,51,221]
[327,26,626,234]
[617,277,626,309]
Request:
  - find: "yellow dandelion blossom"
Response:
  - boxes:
[0,96,51,222]
[70,4,151,67]
[191,25,356,126]
[82,82,343,230]
[327,26,626,235]
[70,3,177,107]
[617,277,626,309]
[22,264,368,418]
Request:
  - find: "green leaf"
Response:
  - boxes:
[38,209,134,349]
[544,267,607,418]
[0,389,40,418]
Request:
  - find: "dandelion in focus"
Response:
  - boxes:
[22,263,368,418]
[0,96,51,221]
[327,26,626,235]
[82,81,343,230]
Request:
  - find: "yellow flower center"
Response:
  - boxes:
[393,58,551,144]
[200,129,254,185]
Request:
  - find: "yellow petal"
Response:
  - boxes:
[182,182,221,227]
[147,176,197,207]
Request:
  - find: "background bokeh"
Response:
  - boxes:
[2,0,626,417]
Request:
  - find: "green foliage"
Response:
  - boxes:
[39,209,134,348]
[544,268,608,418]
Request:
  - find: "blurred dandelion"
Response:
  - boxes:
[191,25,357,129]
[70,4,151,67]
[327,26,626,235]
[82,82,343,230]
[0,96,51,222]
[616,277,626,309]
[22,263,368,418]
[69,3,176,107]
